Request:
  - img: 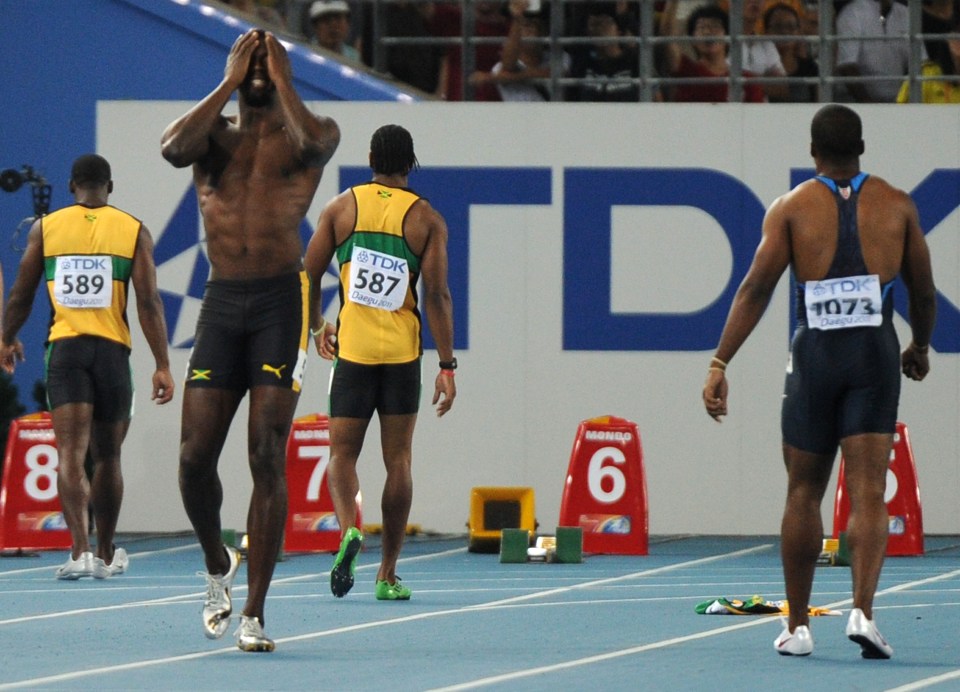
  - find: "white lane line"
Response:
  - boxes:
[878,569,960,692]
[0,544,773,689]
[427,621,780,692]
[0,543,198,577]
[469,544,773,608]
[274,545,468,584]
[426,566,960,692]
[886,670,960,692]
[0,545,466,626]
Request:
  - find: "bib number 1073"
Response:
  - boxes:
[805,274,882,330]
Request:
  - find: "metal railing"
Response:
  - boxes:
[289,0,960,102]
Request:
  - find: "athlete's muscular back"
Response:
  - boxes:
[775,176,920,285]
[193,116,323,279]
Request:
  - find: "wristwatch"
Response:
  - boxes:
[439,357,458,371]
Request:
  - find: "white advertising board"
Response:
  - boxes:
[99,103,960,536]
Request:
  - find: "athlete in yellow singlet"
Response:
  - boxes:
[0,154,174,582]
[304,124,456,602]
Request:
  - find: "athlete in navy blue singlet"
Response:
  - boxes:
[702,105,936,660]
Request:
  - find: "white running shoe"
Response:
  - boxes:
[93,547,129,579]
[56,551,94,580]
[774,619,814,656]
[846,608,893,659]
[201,545,241,639]
[235,615,275,653]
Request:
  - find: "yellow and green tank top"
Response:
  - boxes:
[335,182,422,364]
[42,204,140,347]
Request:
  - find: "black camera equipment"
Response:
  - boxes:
[2,165,52,251]
[0,166,52,217]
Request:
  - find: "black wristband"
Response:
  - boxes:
[439,357,458,370]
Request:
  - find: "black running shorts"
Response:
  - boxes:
[328,358,422,418]
[185,272,309,391]
[781,322,901,455]
[45,336,133,421]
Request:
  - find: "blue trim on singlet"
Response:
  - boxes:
[813,171,869,195]
[795,172,894,327]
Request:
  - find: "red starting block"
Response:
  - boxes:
[0,412,71,552]
[284,413,362,553]
[832,421,924,556]
[559,415,648,555]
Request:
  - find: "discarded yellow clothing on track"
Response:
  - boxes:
[695,595,841,616]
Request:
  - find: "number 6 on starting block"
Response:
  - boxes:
[558,415,648,555]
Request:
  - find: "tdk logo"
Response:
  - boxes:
[366,251,406,273]
[811,277,876,297]
[60,257,109,271]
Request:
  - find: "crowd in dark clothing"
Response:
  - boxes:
[226,0,960,104]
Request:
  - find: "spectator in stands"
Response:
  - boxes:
[567,2,641,101]
[659,2,766,102]
[897,7,960,103]
[835,0,927,103]
[470,0,569,101]
[432,1,509,101]
[223,0,287,31]
[611,0,641,36]
[799,1,820,59]
[896,59,960,102]
[381,2,444,96]
[309,0,360,62]
[922,0,959,77]
[721,0,789,100]
[756,2,820,60]
[745,0,790,99]
[764,2,819,101]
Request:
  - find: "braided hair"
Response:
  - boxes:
[370,125,419,176]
